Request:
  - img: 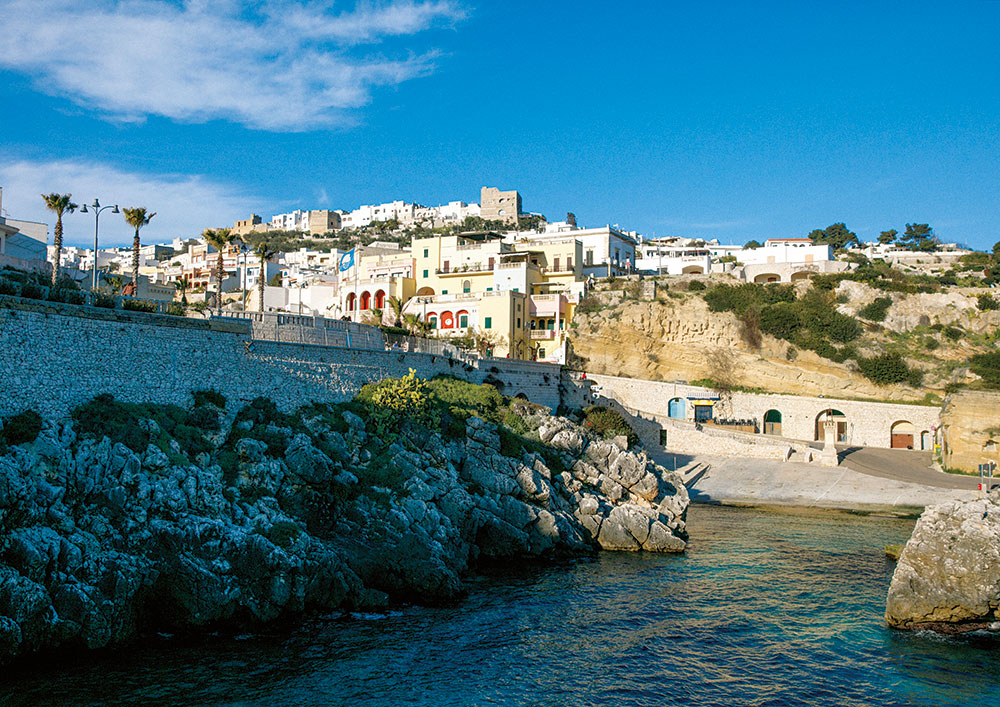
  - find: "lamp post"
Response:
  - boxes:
[240,243,249,311]
[79,199,119,291]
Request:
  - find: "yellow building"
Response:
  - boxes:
[404,233,585,361]
[340,249,417,322]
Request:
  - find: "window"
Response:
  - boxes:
[484,317,492,329]
[423,248,428,257]
[442,289,448,295]
[547,319,554,330]
[553,257,560,271]
[462,279,471,293]
[586,250,594,265]
[517,318,521,328]
[487,287,493,292]
[659,430,667,446]
[422,269,428,278]
[443,260,449,272]
[428,316,437,329]
[567,257,573,269]
[459,314,468,328]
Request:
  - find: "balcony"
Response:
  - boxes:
[435,263,493,275]
[530,329,556,340]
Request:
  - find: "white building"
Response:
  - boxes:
[0,188,49,272]
[636,237,715,275]
[270,210,310,232]
[510,223,638,278]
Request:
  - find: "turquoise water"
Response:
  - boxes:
[4,505,999,706]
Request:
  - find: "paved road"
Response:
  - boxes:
[838,446,983,491]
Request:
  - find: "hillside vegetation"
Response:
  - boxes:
[569,267,1000,401]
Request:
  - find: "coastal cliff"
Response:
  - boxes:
[885,492,1000,632]
[0,377,688,663]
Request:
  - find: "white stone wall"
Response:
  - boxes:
[0,301,563,419]
[585,373,940,450]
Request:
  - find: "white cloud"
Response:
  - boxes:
[0,0,464,131]
[0,159,258,247]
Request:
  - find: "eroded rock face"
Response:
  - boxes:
[886,492,1000,632]
[0,402,688,663]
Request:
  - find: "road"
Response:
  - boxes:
[837,446,983,491]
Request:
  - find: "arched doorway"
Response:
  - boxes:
[815,409,847,443]
[891,421,916,449]
[763,409,782,436]
[920,430,931,451]
[374,290,386,309]
[668,397,686,420]
[346,292,356,311]
[682,266,704,274]
[416,286,435,296]
[359,291,371,310]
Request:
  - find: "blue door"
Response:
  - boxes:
[668,398,685,420]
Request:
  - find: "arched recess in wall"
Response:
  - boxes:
[456,310,470,328]
[346,292,356,311]
[359,291,371,310]
[462,279,471,293]
[681,266,704,274]
[790,271,813,282]
[416,286,435,296]
[763,409,782,436]
[754,273,781,284]
[890,420,916,449]
[440,311,455,329]
[374,290,386,309]
[815,409,847,443]
[668,397,686,420]
[427,313,438,329]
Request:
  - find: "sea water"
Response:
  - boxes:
[4,505,999,706]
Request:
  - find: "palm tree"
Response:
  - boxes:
[254,240,277,313]
[122,207,155,294]
[106,274,126,295]
[174,277,188,304]
[402,313,421,336]
[203,228,233,311]
[387,295,404,327]
[41,193,78,285]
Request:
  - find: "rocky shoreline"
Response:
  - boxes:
[0,379,688,663]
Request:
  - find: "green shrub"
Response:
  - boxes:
[857,353,912,385]
[2,410,43,446]
[93,293,116,309]
[582,406,637,446]
[943,326,963,341]
[760,303,802,339]
[977,293,999,311]
[575,296,603,314]
[858,296,893,322]
[0,279,18,296]
[122,298,158,313]
[687,280,706,291]
[923,337,940,350]
[969,351,1000,389]
[165,302,186,317]
[193,389,227,409]
[20,283,45,300]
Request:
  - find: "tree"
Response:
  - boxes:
[386,296,404,327]
[173,277,188,305]
[900,223,939,252]
[743,240,762,250]
[253,240,277,313]
[203,228,234,311]
[41,193,78,286]
[878,229,898,245]
[105,274,126,295]
[807,223,859,249]
[122,207,155,293]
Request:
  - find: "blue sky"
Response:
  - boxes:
[1,1,998,249]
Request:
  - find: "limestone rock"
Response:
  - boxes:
[886,492,1000,631]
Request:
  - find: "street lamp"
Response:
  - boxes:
[239,243,249,310]
[79,199,119,291]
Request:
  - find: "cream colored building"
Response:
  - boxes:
[480,186,521,225]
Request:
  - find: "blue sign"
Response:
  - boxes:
[339,249,355,272]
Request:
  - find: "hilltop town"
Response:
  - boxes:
[2,183,999,477]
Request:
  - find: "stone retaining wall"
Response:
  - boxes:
[0,301,562,419]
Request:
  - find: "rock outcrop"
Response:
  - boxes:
[0,400,687,662]
[885,492,1000,632]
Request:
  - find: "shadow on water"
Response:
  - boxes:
[3,505,998,707]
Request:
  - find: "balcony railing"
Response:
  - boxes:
[530,329,556,339]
